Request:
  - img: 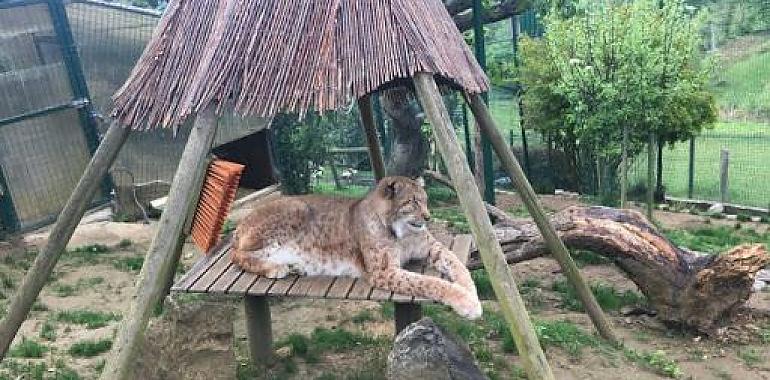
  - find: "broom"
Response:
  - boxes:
[190,159,245,253]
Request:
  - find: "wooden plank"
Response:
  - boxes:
[347,278,374,300]
[173,244,229,290]
[228,272,258,294]
[248,277,278,296]
[369,287,393,301]
[266,275,299,296]
[452,235,474,265]
[303,276,337,298]
[208,264,244,293]
[326,277,356,299]
[287,276,320,297]
[187,249,234,292]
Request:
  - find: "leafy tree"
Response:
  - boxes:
[518,0,717,199]
[271,114,332,195]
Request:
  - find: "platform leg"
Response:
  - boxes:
[394,302,422,334]
[245,296,273,364]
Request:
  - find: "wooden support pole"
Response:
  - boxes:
[245,296,273,364]
[100,106,220,380]
[413,73,554,380]
[358,94,387,181]
[0,122,130,358]
[467,93,619,345]
[394,302,423,334]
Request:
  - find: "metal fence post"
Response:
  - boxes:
[47,0,113,199]
[720,149,729,204]
[473,0,495,204]
[688,137,695,199]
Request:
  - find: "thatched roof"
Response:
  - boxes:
[110,0,489,130]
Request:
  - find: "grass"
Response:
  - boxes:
[552,279,645,312]
[625,349,684,378]
[113,256,144,272]
[350,309,377,324]
[664,225,770,254]
[39,320,56,341]
[714,39,770,115]
[629,121,770,208]
[8,337,47,358]
[68,339,113,357]
[737,347,763,368]
[55,310,121,329]
[430,206,470,234]
[66,244,111,264]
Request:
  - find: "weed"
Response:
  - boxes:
[0,360,46,380]
[379,303,394,319]
[0,272,14,289]
[51,283,77,297]
[69,339,113,357]
[67,244,111,264]
[759,325,770,344]
[310,327,384,352]
[31,301,48,312]
[625,349,683,378]
[39,320,56,341]
[55,310,121,329]
[350,309,376,324]
[430,206,470,233]
[572,250,612,267]
[533,319,601,357]
[665,226,770,254]
[471,270,495,299]
[113,257,144,272]
[738,347,763,368]
[8,337,47,358]
[552,279,645,312]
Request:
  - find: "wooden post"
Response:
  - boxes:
[647,132,655,219]
[100,105,220,380]
[467,93,619,345]
[720,149,729,204]
[394,302,423,334]
[413,73,554,380]
[0,122,130,358]
[245,296,273,363]
[329,158,342,189]
[358,94,387,181]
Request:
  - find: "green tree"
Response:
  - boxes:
[272,114,331,195]
[519,0,717,201]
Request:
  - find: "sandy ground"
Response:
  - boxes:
[1,193,769,379]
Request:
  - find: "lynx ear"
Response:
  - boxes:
[382,178,402,199]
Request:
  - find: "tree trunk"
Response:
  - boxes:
[467,206,770,332]
[380,88,428,177]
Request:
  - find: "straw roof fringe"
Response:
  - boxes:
[110,0,489,130]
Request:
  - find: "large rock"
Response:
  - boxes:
[130,300,237,380]
[387,317,486,380]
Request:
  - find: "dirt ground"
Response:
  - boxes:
[1,192,769,379]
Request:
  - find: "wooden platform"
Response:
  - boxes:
[172,234,473,302]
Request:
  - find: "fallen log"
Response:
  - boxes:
[467,206,769,331]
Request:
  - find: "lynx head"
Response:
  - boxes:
[374,176,431,238]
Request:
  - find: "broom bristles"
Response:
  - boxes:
[191,159,244,254]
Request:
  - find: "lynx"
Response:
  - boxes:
[231,176,482,319]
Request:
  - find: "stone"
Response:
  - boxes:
[386,318,485,380]
[130,299,237,380]
[707,203,725,214]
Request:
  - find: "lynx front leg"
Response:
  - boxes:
[366,267,482,319]
[425,235,477,296]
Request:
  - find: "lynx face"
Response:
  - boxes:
[381,178,431,239]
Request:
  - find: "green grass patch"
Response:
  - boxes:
[66,244,111,264]
[68,339,113,358]
[572,250,613,267]
[0,360,46,380]
[664,226,770,254]
[430,206,470,233]
[313,183,370,198]
[350,309,377,324]
[51,283,77,297]
[737,347,763,368]
[55,310,121,329]
[113,256,144,272]
[714,40,770,115]
[39,321,56,341]
[8,337,47,358]
[625,349,683,378]
[117,239,133,249]
[552,279,645,312]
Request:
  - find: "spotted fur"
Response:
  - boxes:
[231,176,482,319]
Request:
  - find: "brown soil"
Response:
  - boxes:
[0,192,768,379]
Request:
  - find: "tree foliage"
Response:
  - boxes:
[518,0,717,195]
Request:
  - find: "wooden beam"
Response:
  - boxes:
[100,105,220,380]
[358,94,387,181]
[413,73,554,380]
[466,93,619,345]
[245,296,273,363]
[0,121,130,358]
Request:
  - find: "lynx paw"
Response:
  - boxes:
[450,290,483,320]
[263,265,291,279]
